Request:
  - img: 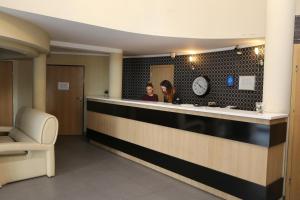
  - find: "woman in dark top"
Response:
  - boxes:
[160,80,182,104]
[142,82,159,101]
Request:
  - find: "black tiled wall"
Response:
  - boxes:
[122,46,264,111]
[294,16,300,43]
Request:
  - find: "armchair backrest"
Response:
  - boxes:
[13,107,59,144]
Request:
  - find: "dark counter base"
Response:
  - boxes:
[87,129,283,200]
[87,101,286,147]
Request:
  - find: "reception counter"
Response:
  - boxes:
[86,96,288,200]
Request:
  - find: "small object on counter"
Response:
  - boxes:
[104,90,109,97]
[226,105,237,109]
[208,102,217,107]
[172,96,182,104]
[256,102,263,113]
[193,103,201,107]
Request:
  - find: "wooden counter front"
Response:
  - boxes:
[86,98,287,200]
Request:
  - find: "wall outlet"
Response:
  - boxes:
[239,76,256,91]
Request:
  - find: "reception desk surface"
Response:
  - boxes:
[87,96,287,123]
[86,96,288,200]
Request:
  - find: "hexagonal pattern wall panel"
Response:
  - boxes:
[123,46,264,111]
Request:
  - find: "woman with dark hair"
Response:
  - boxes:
[142,82,159,101]
[160,80,181,104]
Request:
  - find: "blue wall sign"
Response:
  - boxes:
[226,75,234,87]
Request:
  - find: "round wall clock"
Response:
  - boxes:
[192,76,210,96]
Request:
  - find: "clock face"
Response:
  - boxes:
[192,76,209,96]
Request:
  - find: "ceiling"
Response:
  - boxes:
[0,7,265,56]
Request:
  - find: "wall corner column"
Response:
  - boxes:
[263,0,295,113]
[33,54,47,111]
[109,52,123,98]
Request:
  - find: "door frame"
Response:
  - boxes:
[0,61,13,128]
[285,44,300,199]
[150,65,174,83]
[46,64,85,135]
[150,64,174,102]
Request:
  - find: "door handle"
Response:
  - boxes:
[76,97,83,103]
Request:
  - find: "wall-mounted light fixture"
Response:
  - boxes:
[254,47,264,67]
[254,47,259,55]
[170,52,176,59]
[189,56,195,62]
[189,55,196,70]
[234,46,243,55]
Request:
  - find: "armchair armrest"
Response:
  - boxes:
[0,142,52,152]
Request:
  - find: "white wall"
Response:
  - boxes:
[46,54,109,96]
[13,59,33,121]
[0,0,266,39]
[296,0,300,15]
[10,54,108,131]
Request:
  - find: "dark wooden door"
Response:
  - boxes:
[0,61,13,127]
[46,65,84,135]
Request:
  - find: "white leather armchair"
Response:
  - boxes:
[0,107,58,187]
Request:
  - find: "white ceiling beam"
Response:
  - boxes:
[50,40,122,54]
[124,43,265,58]
[50,51,109,57]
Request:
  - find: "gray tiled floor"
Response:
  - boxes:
[0,136,221,200]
